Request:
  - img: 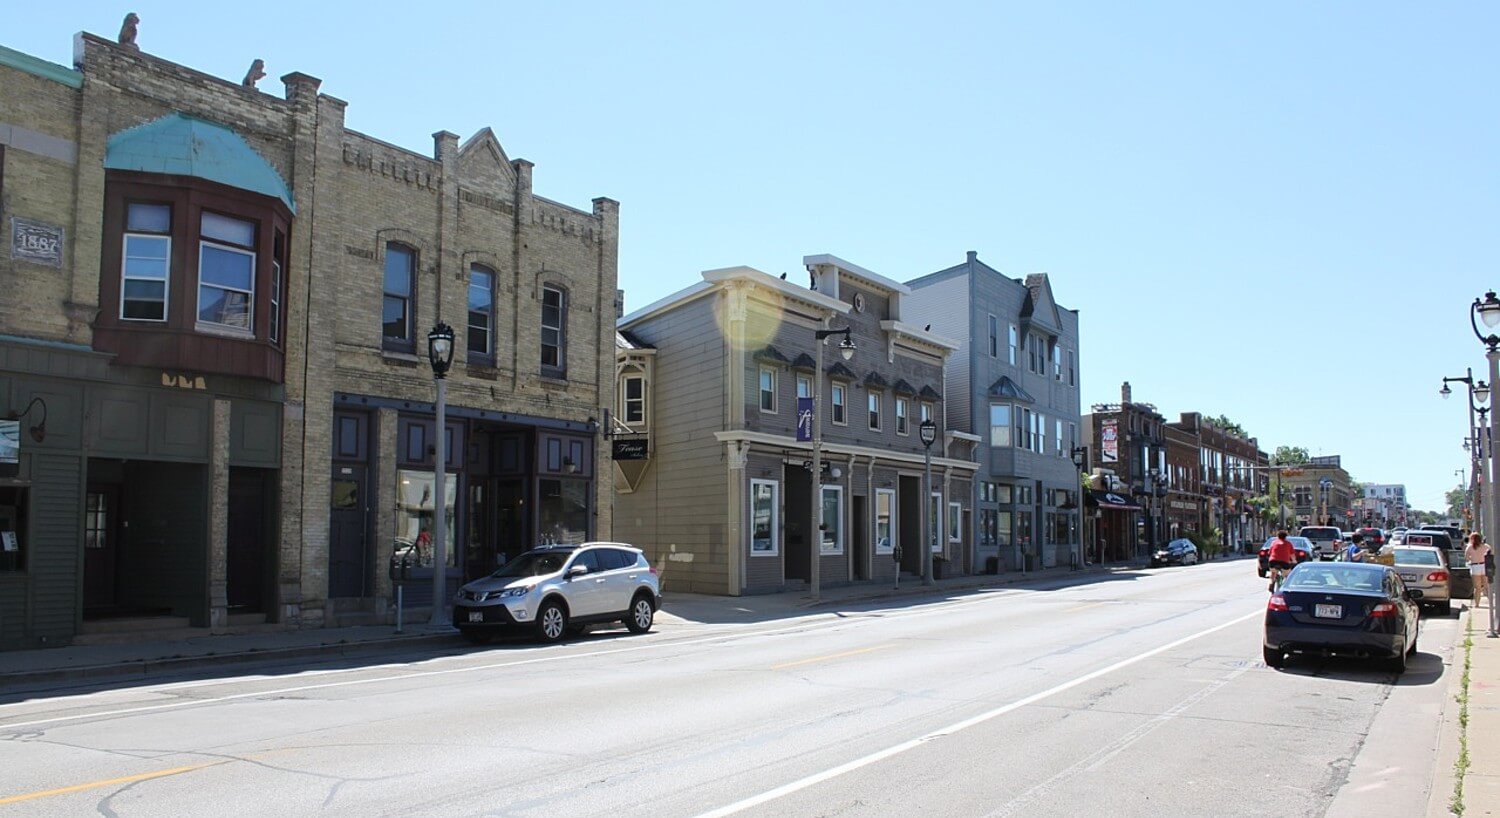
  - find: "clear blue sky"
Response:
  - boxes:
[14,3,1498,515]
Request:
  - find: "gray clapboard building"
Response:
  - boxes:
[613,256,978,596]
[904,252,1083,572]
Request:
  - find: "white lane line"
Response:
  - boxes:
[981,664,1251,818]
[692,608,1264,818]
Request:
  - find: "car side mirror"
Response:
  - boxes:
[567,565,589,579]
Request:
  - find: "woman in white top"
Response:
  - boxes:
[1465,533,1491,607]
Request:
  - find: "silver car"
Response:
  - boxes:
[1385,545,1452,615]
[453,542,661,644]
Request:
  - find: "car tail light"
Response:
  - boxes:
[1370,602,1397,618]
[1267,594,1288,612]
[649,565,659,576]
[1428,571,1449,582]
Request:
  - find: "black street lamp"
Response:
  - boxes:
[1469,290,1500,636]
[1070,446,1089,568]
[426,322,455,626]
[809,325,855,601]
[920,417,938,585]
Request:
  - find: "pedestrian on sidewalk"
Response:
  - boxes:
[1465,532,1491,609]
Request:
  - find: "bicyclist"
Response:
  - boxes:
[1267,529,1297,591]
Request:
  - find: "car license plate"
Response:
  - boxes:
[468,611,484,623]
[1315,604,1342,619]
[1400,574,1418,582]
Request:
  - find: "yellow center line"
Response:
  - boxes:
[771,645,889,671]
[0,760,228,806]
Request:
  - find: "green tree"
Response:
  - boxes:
[1271,445,1310,465]
[1447,487,1470,519]
[1207,415,1247,438]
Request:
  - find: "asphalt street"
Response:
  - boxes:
[0,560,1461,817]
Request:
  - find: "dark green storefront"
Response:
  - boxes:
[0,335,281,650]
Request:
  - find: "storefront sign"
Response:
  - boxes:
[0,420,17,464]
[11,218,64,267]
[1100,419,1118,463]
[611,437,649,460]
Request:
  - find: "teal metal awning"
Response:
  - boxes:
[105,113,296,213]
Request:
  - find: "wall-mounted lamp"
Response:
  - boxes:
[7,397,47,443]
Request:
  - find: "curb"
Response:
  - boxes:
[1427,606,1474,818]
[0,632,459,691]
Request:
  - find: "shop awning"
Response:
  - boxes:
[1087,489,1142,511]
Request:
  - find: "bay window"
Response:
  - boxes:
[197,211,256,332]
[121,202,171,321]
[990,404,1012,447]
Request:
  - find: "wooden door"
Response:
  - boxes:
[83,485,120,610]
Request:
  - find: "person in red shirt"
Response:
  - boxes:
[1267,530,1297,591]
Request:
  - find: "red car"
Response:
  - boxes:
[1258,536,1315,577]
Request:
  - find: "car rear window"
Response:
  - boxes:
[1406,534,1436,547]
[1392,548,1441,566]
[1300,528,1339,539]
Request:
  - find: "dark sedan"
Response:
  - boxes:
[1150,538,1199,568]
[1263,562,1422,674]
[1257,536,1315,578]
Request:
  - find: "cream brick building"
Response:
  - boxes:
[0,25,616,648]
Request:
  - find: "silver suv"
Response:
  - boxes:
[1299,526,1343,561]
[453,542,661,644]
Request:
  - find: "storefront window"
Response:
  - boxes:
[1016,511,1033,549]
[948,501,962,542]
[929,491,942,551]
[539,478,589,545]
[997,511,1012,546]
[980,509,998,547]
[751,479,778,555]
[875,489,895,554]
[821,485,843,554]
[395,470,456,567]
[0,486,26,572]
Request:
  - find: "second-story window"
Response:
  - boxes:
[121,202,171,321]
[990,404,1012,447]
[1008,324,1018,365]
[797,375,811,399]
[896,397,909,435]
[988,315,998,357]
[623,375,646,425]
[868,391,882,431]
[759,367,777,412]
[468,264,495,363]
[270,229,285,344]
[1053,344,1063,381]
[541,284,567,377]
[197,211,256,332]
[921,401,934,428]
[831,383,847,425]
[383,243,415,352]
[1067,349,1076,386]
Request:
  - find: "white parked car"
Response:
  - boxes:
[453,542,661,644]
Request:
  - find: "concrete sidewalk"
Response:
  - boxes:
[1431,598,1500,817]
[0,557,1160,690]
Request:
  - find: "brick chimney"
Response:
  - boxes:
[1121,381,1132,404]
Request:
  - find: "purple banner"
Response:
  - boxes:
[796,397,813,442]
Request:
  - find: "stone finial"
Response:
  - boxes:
[118,12,140,49]
[242,59,266,88]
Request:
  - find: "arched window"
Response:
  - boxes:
[467,264,496,364]
[383,243,416,352]
[541,283,567,378]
